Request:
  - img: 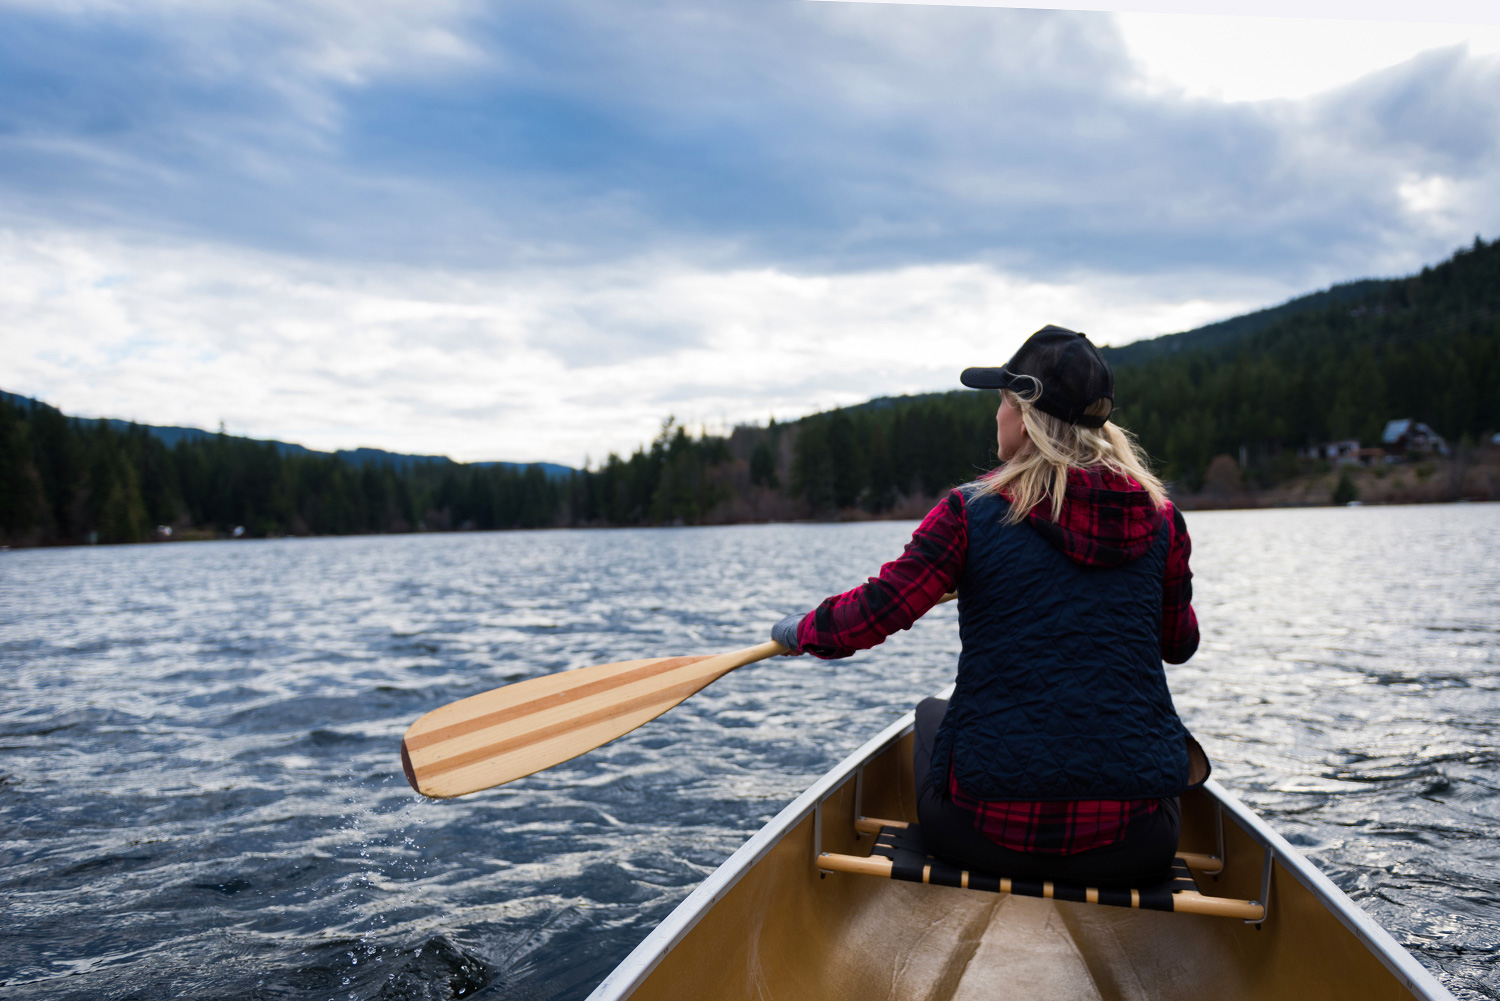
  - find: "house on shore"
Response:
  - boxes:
[1299,439,1363,465]
[1381,419,1450,457]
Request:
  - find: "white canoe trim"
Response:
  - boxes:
[588,689,1454,1001]
[1203,777,1453,1000]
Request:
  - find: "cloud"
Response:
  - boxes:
[1315,46,1500,170]
[0,228,1265,463]
[1,0,1496,281]
[2,1,1498,462]
[1115,12,1500,103]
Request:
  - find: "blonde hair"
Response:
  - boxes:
[974,386,1167,524]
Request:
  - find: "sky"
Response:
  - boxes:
[1,1,1497,464]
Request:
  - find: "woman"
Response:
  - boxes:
[771,325,1204,885]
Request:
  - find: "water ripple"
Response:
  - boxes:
[1,507,1497,999]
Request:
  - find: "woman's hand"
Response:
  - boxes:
[771,612,806,655]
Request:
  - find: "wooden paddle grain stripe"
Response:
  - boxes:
[416,674,720,779]
[404,655,711,753]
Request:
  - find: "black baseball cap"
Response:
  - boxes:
[960,325,1114,428]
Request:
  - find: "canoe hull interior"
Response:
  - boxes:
[603,725,1444,1001]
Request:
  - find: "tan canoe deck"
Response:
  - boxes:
[591,711,1453,1001]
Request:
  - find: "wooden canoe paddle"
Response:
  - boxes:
[401,592,957,799]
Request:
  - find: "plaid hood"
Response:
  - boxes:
[1023,467,1165,568]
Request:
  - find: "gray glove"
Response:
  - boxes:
[771,612,806,654]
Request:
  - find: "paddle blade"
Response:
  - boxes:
[401,642,781,798]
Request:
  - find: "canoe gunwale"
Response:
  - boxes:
[586,703,928,1001]
[1202,777,1453,1000]
[586,693,1454,1001]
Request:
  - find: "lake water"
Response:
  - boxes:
[2,505,1497,1000]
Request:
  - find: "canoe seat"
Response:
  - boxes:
[818,820,1264,921]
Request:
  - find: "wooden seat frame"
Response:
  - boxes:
[817,816,1265,921]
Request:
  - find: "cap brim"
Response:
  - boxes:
[960,367,1023,390]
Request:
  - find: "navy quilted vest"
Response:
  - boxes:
[930,488,1189,801]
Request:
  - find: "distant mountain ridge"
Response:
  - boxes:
[776,234,1497,503]
[792,273,1409,422]
[1098,278,1396,367]
[0,391,574,479]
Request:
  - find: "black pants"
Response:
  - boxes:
[913,698,1180,886]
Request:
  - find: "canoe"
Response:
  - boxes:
[589,699,1454,1001]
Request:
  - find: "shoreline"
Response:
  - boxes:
[5,492,1496,552]
[1176,451,1500,511]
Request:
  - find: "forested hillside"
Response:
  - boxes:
[3,237,1497,546]
[1111,236,1499,488]
[0,404,743,544]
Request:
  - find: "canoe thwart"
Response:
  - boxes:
[853,815,908,835]
[819,824,1263,922]
[1178,850,1225,875]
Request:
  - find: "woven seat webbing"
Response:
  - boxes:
[870,824,1198,912]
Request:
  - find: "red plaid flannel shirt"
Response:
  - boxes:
[796,468,1198,855]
